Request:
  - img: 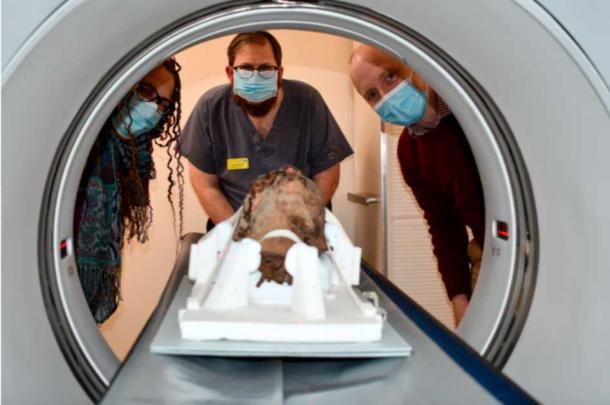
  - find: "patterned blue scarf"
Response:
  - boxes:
[75,124,154,323]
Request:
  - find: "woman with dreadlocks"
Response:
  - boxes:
[74,58,184,323]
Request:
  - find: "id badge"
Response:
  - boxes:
[227,157,249,170]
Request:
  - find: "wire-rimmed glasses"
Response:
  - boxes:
[232,64,279,79]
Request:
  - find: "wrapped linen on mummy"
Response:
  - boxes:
[232,165,328,287]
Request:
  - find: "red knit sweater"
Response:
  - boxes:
[397,114,485,299]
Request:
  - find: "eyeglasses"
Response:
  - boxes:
[134,82,174,114]
[232,64,279,79]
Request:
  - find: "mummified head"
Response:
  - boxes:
[233,165,328,286]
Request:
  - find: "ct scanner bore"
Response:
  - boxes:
[2,0,610,403]
[43,2,536,393]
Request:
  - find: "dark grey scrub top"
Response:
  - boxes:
[179,80,354,210]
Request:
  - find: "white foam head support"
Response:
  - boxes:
[203,238,261,311]
[188,220,236,282]
[213,221,234,250]
[189,233,219,282]
[324,221,342,250]
[260,229,303,244]
[324,208,341,227]
[285,242,326,320]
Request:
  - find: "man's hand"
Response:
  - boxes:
[451,293,469,327]
[188,163,235,224]
[312,163,340,205]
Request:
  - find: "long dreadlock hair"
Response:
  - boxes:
[155,58,185,241]
[114,57,184,247]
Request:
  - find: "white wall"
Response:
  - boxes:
[100,30,356,360]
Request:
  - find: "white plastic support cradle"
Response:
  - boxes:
[179,209,383,343]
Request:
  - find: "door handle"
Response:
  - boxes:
[347,192,381,205]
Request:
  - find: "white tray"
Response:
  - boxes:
[150,277,412,358]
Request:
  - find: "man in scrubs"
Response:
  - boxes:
[179,31,353,230]
[349,44,485,326]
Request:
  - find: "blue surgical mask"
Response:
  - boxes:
[233,72,278,102]
[374,78,428,127]
[112,94,162,138]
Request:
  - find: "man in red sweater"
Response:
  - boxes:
[349,45,485,326]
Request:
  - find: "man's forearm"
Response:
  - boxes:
[195,187,235,224]
[312,163,340,205]
[188,163,235,225]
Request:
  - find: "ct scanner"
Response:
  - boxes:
[2,0,610,403]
